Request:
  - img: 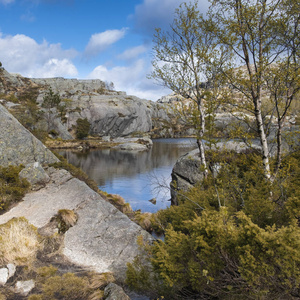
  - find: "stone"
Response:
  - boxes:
[15,280,35,296]
[102,135,111,142]
[104,283,130,300]
[0,168,153,283]
[0,268,8,286]
[115,143,148,151]
[171,149,204,205]
[19,162,50,186]
[7,263,16,279]
[0,104,59,167]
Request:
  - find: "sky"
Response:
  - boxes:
[0,0,209,101]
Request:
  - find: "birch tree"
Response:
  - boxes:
[149,2,229,176]
[209,0,300,179]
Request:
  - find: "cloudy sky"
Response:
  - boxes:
[0,0,209,100]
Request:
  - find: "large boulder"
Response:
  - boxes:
[0,167,152,282]
[171,149,203,205]
[0,104,59,167]
[104,283,130,300]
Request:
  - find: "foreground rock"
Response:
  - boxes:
[171,149,203,205]
[0,167,152,282]
[0,104,59,167]
[0,105,152,284]
[104,283,131,300]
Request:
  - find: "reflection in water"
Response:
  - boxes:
[60,138,196,213]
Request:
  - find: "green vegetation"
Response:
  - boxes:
[134,2,300,296]
[76,117,90,139]
[41,87,61,132]
[0,165,30,212]
[127,150,300,299]
[150,0,300,180]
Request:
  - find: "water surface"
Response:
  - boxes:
[60,138,196,212]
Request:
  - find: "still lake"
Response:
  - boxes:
[60,138,196,213]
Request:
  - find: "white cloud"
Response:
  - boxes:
[0,33,78,77]
[84,28,127,57]
[32,58,78,78]
[87,59,170,101]
[117,45,148,61]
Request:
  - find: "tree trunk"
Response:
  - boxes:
[274,119,283,177]
[254,99,271,179]
[197,103,208,177]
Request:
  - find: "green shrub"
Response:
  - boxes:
[76,118,90,139]
[0,165,30,212]
[127,150,300,299]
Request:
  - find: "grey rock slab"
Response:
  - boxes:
[114,143,148,151]
[15,280,35,296]
[0,104,59,167]
[104,283,130,300]
[7,263,16,279]
[0,168,152,282]
[0,268,8,286]
[19,162,50,186]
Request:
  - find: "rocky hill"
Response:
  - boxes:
[0,102,152,298]
[0,67,176,139]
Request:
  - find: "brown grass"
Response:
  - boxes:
[0,217,42,265]
[58,209,78,227]
[133,212,153,232]
[106,194,133,214]
[89,272,115,289]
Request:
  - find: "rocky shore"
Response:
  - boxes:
[0,103,152,298]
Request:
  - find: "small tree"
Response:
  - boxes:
[76,118,90,139]
[149,2,229,176]
[210,0,300,179]
[42,87,61,131]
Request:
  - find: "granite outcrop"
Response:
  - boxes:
[0,104,59,167]
[0,105,153,284]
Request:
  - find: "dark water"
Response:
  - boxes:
[60,138,196,212]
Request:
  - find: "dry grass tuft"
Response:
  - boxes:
[57,209,78,233]
[134,212,153,232]
[0,292,6,300]
[107,194,133,214]
[89,272,115,289]
[58,209,78,227]
[0,217,42,265]
[88,290,104,300]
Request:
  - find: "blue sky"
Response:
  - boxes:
[0,0,209,100]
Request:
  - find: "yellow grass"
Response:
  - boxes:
[0,217,42,265]
[58,209,78,227]
[89,272,115,289]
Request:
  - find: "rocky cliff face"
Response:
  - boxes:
[0,105,152,283]
[0,68,171,138]
[33,77,171,138]
[0,104,59,167]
